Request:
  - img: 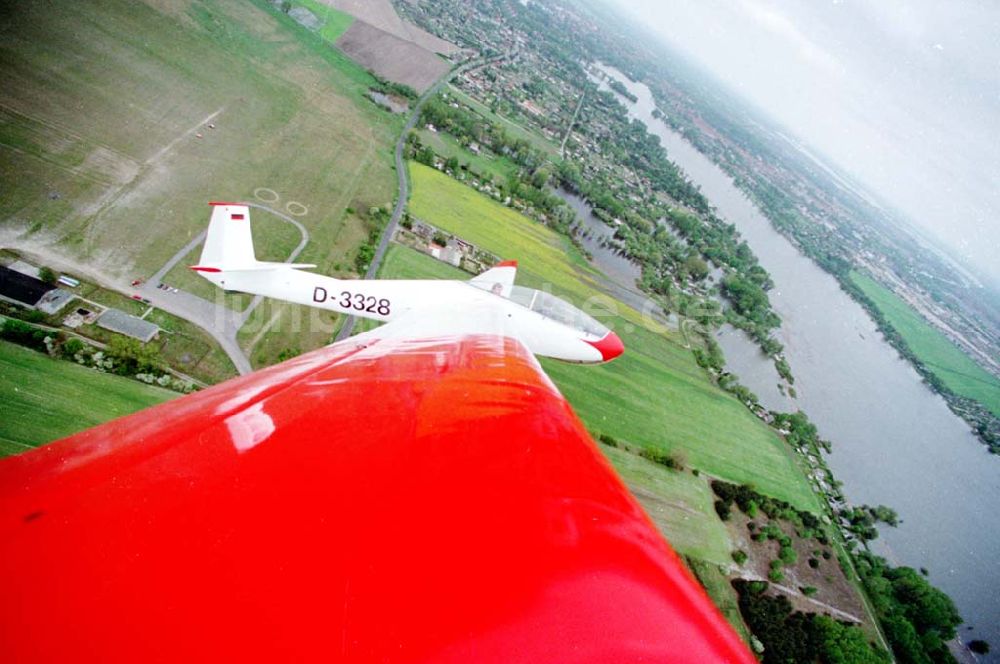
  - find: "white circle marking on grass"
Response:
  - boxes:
[286,201,308,217]
[253,187,280,203]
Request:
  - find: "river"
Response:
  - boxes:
[592,64,1000,653]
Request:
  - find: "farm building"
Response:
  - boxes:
[0,265,73,314]
[0,265,50,307]
[96,308,159,343]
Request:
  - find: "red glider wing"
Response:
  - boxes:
[0,333,753,662]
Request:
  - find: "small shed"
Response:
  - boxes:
[96,308,159,343]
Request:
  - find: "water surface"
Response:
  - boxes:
[596,64,1000,651]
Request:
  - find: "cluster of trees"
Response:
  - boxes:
[557,89,784,355]
[1,318,194,392]
[607,79,637,103]
[720,273,782,353]
[419,98,547,171]
[710,480,823,536]
[369,73,417,101]
[414,100,574,227]
[733,579,890,664]
[596,433,686,470]
[773,411,830,454]
[839,505,899,543]
[692,337,725,373]
[855,552,962,663]
[749,523,799,581]
[1,318,50,352]
[712,480,825,528]
[354,206,390,273]
[638,446,686,471]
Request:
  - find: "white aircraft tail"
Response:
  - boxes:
[196,202,258,270]
[470,260,518,298]
[192,202,315,276]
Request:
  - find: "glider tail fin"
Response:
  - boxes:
[469,260,518,298]
[194,202,258,272]
[191,202,315,283]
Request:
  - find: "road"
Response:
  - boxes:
[560,90,585,157]
[334,54,506,342]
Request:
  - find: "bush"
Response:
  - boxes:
[969,640,990,655]
[106,336,163,375]
[801,586,818,597]
[38,266,57,284]
[808,557,820,569]
[354,242,375,272]
[1,319,48,351]
[61,337,85,358]
[276,348,300,362]
[597,433,618,447]
[732,550,748,565]
[639,447,684,471]
[768,567,784,583]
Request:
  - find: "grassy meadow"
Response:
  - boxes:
[0,0,403,366]
[851,272,1000,417]
[0,340,175,457]
[406,161,818,511]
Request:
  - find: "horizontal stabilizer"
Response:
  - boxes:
[191,262,317,273]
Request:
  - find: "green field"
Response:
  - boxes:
[851,272,1000,417]
[602,446,732,564]
[0,340,175,457]
[293,0,355,42]
[373,243,735,559]
[406,162,818,511]
[379,243,469,280]
[1,0,403,367]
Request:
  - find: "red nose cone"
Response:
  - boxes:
[585,331,625,362]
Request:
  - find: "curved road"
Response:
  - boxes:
[335,54,505,342]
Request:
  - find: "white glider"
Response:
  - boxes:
[192,202,623,363]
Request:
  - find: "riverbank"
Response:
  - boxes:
[593,64,999,655]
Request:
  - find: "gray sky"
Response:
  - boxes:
[611,0,1000,288]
